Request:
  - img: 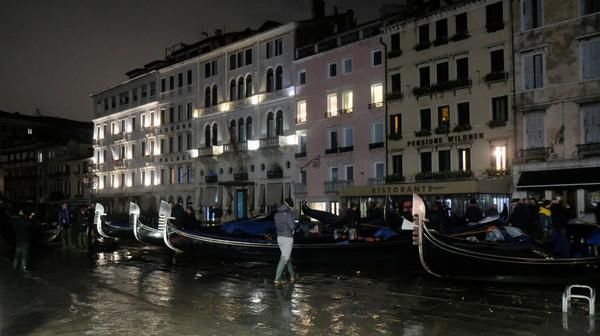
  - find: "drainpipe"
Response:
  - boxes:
[379,36,389,183]
[509,0,518,200]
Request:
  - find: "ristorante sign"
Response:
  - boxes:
[406,132,485,147]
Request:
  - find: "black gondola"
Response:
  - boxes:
[130,201,169,246]
[163,213,417,264]
[93,203,134,240]
[413,193,600,283]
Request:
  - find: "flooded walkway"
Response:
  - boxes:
[1,244,598,335]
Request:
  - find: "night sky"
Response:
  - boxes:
[0,0,393,122]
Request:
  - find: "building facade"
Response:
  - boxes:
[512,0,600,219]
[368,0,514,215]
[293,21,386,215]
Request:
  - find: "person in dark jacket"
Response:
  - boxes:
[184,206,198,230]
[464,199,483,223]
[508,199,530,231]
[273,199,297,284]
[77,206,88,249]
[550,198,568,234]
[12,209,33,271]
[58,202,72,248]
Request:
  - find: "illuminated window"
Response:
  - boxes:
[327,93,338,117]
[27,128,32,135]
[296,100,307,124]
[459,148,471,171]
[493,146,507,170]
[342,91,353,113]
[438,105,450,130]
[370,83,383,105]
[390,114,402,135]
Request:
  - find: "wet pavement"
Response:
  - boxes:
[1,243,599,336]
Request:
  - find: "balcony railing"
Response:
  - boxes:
[324,180,353,193]
[484,71,509,83]
[577,143,600,158]
[197,145,223,157]
[233,172,248,181]
[223,142,248,153]
[415,170,473,181]
[267,169,283,179]
[293,183,307,194]
[520,147,550,162]
[368,177,386,185]
[325,147,339,155]
[259,136,285,149]
[450,30,470,41]
[369,142,384,149]
[385,174,406,183]
[338,145,354,153]
[324,111,339,118]
[386,91,404,101]
[205,175,218,183]
[368,102,384,109]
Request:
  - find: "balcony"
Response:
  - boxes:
[233,172,248,181]
[450,30,470,42]
[267,168,283,179]
[223,141,248,153]
[338,145,354,153]
[324,147,339,155]
[412,86,432,97]
[368,177,386,185]
[387,49,402,58]
[205,175,218,184]
[385,174,405,183]
[484,71,509,83]
[487,119,507,128]
[577,143,600,158]
[295,152,307,158]
[259,136,286,149]
[388,133,403,141]
[293,183,307,194]
[369,142,384,149]
[386,91,404,101]
[430,78,472,93]
[324,111,339,118]
[520,147,550,162]
[368,102,384,110]
[324,180,353,193]
[415,129,432,137]
[197,145,223,158]
[415,170,473,181]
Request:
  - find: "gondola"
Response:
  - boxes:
[162,215,417,264]
[93,203,134,240]
[130,201,169,246]
[414,193,600,283]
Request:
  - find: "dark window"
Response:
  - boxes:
[455,13,468,33]
[204,125,211,147]
[582,0,600,15]
[391,73,401,92]
[420,108,431,130]
[245,49,252,65]
[275,39,283,56]
[275,66,283,90]
[187,133,192,150]
[419,66,430,87]
[169,107,174,124]
[230,80,236,101]
[238,118,245,142]
[132,117,136,131]
[486,2,504,32]
[267,112,274,138]
[418,24,430,44]
[392,154,403,176]
[390,33,400,51]
[438,150,451,172]
[169,76,174,90]
[420,152,432,173]
[204,87,211,107]
[457,102,470,126]
[160,109,166,125]
[211,60,217,76]
[523,0,542,30]
[142,142,146,156]
[329,63,337,77]
[211,124,218,145]
[204,63,211,78]
[229,54,236,70]
[177,105,182,121]
[238,77,244,100]
[245,75,253,97]
[187,70,192,85]
[435,19,448,42]
[141,85,147,98]
[490,49,505,72]
[178,73,183,87]
[160,139,165,154]
[436,62,449,83]
[266,41,273,58]
[372,50,382,66]
[169,137,173,153]
[187,103,192,120]
[246,116,253,140]
[150,82,156,96]
[111,96,116,108]
[132,88,138,102]
[211,85,218,106]
[237,52,243,68]
[492,96,508,121]
[456,58,469,80]
[276,110,283,136]
[299,71,306,85]
[266,69,274,92]
[161,78,166,92]
[329,130,338,149]
[178,135,182,152]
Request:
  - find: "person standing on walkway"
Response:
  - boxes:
[12,209,32,271]
[58,202,72,249]
[77,206,88,249]
[274,199,297,285]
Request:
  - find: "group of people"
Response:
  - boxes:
[169,200,201,231]
[58,202,95,250]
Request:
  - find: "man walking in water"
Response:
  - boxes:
[274,199,297,285]
[58,202,71,249]
[12,208,33,271]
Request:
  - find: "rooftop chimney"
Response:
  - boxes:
[312,0,325,19]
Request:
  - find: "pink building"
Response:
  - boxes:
[293,21,385,214]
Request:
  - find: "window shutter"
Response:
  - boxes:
[523,54,534,90]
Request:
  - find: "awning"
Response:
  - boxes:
[517,167,600,190]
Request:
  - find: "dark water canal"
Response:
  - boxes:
[1,243,598,336]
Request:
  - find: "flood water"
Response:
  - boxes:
[1,243,598,336]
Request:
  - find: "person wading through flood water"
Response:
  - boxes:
[274,198,297,285]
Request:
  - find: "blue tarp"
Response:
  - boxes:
[373,227,399,240]
[221,218,275,236]
[587,229,600,245]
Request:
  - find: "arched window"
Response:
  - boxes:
[204,87,211,108]
[237,77,243,100]
[275,66,283,91]
[245,75,253,98]
[229,79,236,101]
[267,112,274,138]
[204,124,211,147]
[266,68,274,93]
[246,116,253,140]
[211,85,218,106]
[238,118,245,142]
[229,120,236,144]
[212,123,218,146]
[275,109,283,136]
